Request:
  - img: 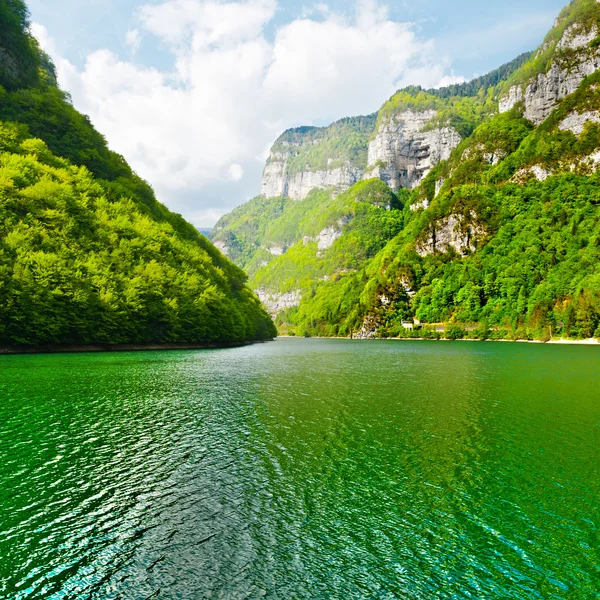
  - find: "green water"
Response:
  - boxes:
[0,339,599,599]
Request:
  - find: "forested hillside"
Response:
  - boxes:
[0,0,276,346]
[214,0,600,341]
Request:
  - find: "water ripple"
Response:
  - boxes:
[0,340,599,598]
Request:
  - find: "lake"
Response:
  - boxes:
[0,339,598,599]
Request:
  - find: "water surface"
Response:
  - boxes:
[0,339,599,598]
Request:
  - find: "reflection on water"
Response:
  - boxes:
[0,339,598,598]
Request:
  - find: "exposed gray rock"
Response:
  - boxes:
[354,314,378,339]
[317,226,342,252]
[261,152,291,198]
[499,85,524,113]
[483,150,507,166]
[500,25,600,125]
[261,158,363,200]
[256,288,301,317]
[559,110,600,135]
[416,212,486,257]
[556,23,598,51]
[435,178,446,197]
[365,110,461,191]
[317,217,350,253]
[410,198,430,212]
[511,165,552,183]
[213,241,229,257]
[265,245,285,256]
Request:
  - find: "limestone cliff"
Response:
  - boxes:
[260,116,376,200]
[262,159,363,200]
[261,108,462,200]
[364,109,462,191]
[500,10,600,124]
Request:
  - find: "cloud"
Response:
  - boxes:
[126,29,142,54]
[33,0,460,227]
[228,163,245,182]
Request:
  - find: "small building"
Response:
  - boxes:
[402,320,422,331]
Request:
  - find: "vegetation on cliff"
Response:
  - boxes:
[266,115,377,176]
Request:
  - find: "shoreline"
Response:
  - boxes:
[278,336,600,346]
[0,339,274,356]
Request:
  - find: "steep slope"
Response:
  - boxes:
[213,53,532,321]
[215,179,405,320]
[217,0,600,341]
[290,0,600,340]
[0,0,275,346]
[261,115,377,200]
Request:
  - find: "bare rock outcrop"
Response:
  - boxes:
[261,155,363,200]
[416,212,486,257]
[256,289,301,317]
[559,110,600,135]
[365,110,461,191]
[500,24,600,125]
[213,240,230,257]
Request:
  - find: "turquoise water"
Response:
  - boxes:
[0,339,599,598]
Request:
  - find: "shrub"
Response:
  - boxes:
[444,324,467,340]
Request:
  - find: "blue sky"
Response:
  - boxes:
[28,0,567,226]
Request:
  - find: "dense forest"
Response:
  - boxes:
[0,0,276,346]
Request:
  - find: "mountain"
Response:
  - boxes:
[0,0,276,347]
[213,0,600,341]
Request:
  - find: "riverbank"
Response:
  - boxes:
[0,340,274,355]
[279,336,600,345]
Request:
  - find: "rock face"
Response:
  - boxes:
[365,110,462,191]
[260,110,461,200]
[318,226,343,252]
[260,115,376,200]
[317,217,350,253]
[256,289,301,317]
[559,110,600,135]
[416,212,486,257]
[500,24,600,125]
[265,245,285,256]
[261,157,363,200]
[213,240,229,257]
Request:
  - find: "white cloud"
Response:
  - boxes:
[33,0,460,227]
[228,163,245,181]
[434,74,467,88]
[126,29,142,54]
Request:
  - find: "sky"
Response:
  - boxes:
[27,0,567,228]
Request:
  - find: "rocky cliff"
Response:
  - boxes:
[262,158,363,200]
[217,0,600,340]
[500,5,600,124]
[261,107,463,200]
[365,109,462,191]
[260,116,376,200]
